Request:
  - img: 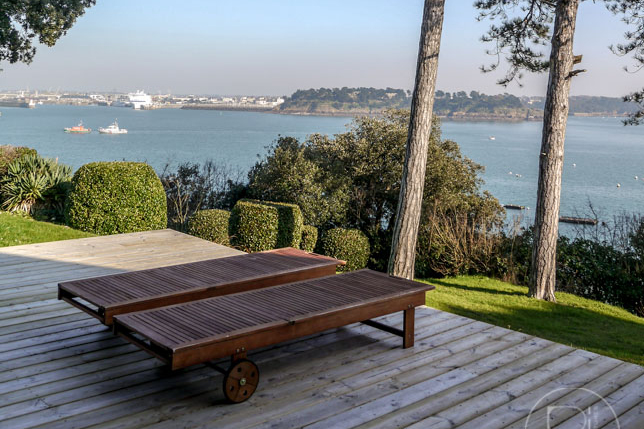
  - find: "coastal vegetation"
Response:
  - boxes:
[246,111,504,274]
[278,87,410,115]
[275,87,638,119]
[530,95,640,116]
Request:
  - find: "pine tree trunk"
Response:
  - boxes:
[388,0,445,280]
[530,0,580,301]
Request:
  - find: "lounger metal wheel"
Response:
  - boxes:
[223,359,259,403]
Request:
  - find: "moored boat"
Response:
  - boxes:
[64,121,91,134]
[98,120,128,134]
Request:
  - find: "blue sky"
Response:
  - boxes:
[0,0,641,97]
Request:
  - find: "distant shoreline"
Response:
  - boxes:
[13,102,630,121]
[179,104,629,121]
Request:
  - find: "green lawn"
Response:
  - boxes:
[0,211,94,247]
[422,275,644,366]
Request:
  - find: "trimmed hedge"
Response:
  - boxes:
[300,225,318,253]
[230,199,303,252]
[319,228,370,272]
[65,162,167,235]
[188,209,231,245]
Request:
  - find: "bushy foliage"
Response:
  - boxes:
[65,162,166,235]
[319,228,370,272]
[0,0,95,65]
[501,217,644,317]
[557,237,643,316]
[159,161,244,232]
[247,110,503,274]
[247,136,349,227]
[0,145,37,177]
[300,225,318,253]
[416,204,505,277]
[188,209,231,245]
[230,199,303,252]
[0,153,71,219]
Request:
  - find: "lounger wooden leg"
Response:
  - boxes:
[403,307,415,349]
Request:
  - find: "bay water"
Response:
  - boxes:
[1,105,643,229]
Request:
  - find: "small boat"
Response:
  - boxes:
[98,120,128,134]
[64,121,91,134]
[489,136,496,140]
[503,204,525,210]
[559,216,598,226]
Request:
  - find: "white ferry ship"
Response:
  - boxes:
[128,90,152,109]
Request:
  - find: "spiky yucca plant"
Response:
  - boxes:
[0,154,72,215]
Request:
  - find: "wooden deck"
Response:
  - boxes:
[1,230,643,429]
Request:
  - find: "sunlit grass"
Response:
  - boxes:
[421,275,644,366]
[0,211,94,247]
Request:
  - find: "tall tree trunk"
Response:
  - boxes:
[530,0,580,301]
[388,0,445,279]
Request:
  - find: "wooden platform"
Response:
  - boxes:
[1,230,643,428]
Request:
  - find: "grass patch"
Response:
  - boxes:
[422,275,644,366]
[0,211,94,247]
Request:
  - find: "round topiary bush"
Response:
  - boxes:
[65,162,167,235]
[319,228,370,272]
[300,225,318,253]
[188,209,231,245]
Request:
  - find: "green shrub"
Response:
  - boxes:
[300,225,318,252]
[0,153,71,218]
[246,112,503,273]
[501,226,644,317]
[188,209,230,245]
[0,145,37,177]
[319,228,370,272]
[557,237,644,317]
[229,199,303,252]
[65,162,167,235]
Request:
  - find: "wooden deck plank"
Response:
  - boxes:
[554,374,644,428]
[273,340,567,429]
[505,363,644,429]
[99,319,494,429]
[602,401,644,429]
[43,318,499,429]
[377,351,617,429]
[0,230,642,429]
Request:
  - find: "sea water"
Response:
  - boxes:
[1,105,643,228]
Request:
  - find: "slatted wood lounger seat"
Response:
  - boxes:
[58,248,343,325]
[112,269,435,403]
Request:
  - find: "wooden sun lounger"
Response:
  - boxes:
[112,269,435,403]
[58,248,344,325]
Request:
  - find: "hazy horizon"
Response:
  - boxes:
[1,1,642,98]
